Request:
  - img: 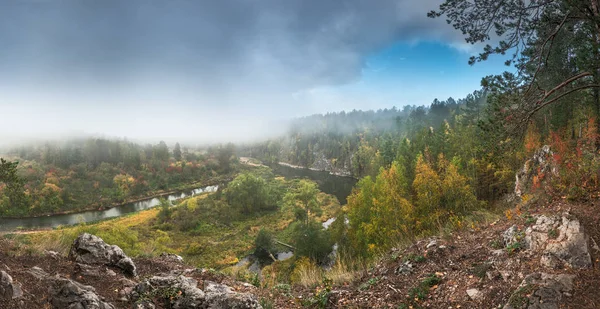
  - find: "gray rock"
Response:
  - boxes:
[160,253,184,263]
[131,275,262,309]
[44,250,61,259]
[48,275,115,309]
[525,215,592,269]
[0,271,23,299]
[426,239,438,249]
[204,281,263,309]
[503,225,520,247]
[69,233,137,276]
[131,275,206,308]
[466,288,482,300]
[134,301,156,309]
[503,273,574,309]
[27,266,49,280]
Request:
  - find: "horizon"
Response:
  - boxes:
[0,0,508,145]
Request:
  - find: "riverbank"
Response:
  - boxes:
[1,175,232,220]
[277,161,355,178]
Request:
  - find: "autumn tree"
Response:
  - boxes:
[412,154,443,231]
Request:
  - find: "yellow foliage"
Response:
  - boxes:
[505,209,513,220]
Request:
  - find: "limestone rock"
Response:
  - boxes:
[0,271,23,299]
[69,233,137,276]
[525,215,592,269]
[503,273,574,309]
[27,266,49,280]
[130,275,206,308]
[204,281,263,309]
[160,253,184,263]
[466,288,482,300]
[503,225,521,247]
[131,275,262,309]
[48,275,115,309]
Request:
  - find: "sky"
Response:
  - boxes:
[0,0,509,145]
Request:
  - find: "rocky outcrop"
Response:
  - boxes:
[204,281,263,309]
[69,233,137,276]
[131,275,206,308]
[503,273,574,309]
[0,270,23,300]
[131,274,262,309]
[503,225,521,247]
[515,145,556,197]
[160,253,184,263]
[48,275,115,309]
[525,214,592,269]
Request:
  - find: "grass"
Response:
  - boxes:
[548,228,558,239]
[17,177,342,270]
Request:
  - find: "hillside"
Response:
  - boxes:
[0,194,597,308]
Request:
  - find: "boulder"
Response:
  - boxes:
[27,266,49,280]
[503,225,521,247]
[503,273,574,309]
[204,281,263,309]
[0,271,23,300]
[69,233,137,276]
[48,275,115,309]
[131,275,262,309]
[130,275,206,308]
[525,215,592,269]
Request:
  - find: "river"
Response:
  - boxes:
[0,185,218,231]
[270,164,357,205]
[0,163,357,232]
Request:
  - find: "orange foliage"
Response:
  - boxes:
[524,122,541,155]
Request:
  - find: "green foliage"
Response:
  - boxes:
[404,274,442,306]
[358,277,379,291]
[403,253,426,264]
[345,150,483,259]
[156,198,172,223]
[0,158,28,213]
[301,278,332,309]
[0,138,232,216]
[292,220,333,264]
[506,241,523,255]
[254,229,275,263]
[226,172,282,215]
[284,180,320,224]
[259,298,274,309]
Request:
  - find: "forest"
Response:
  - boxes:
[0,139,236,216]
[1,0,600,294]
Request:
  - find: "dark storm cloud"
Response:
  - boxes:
[0,0,458,90]
[0,0,466,144]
